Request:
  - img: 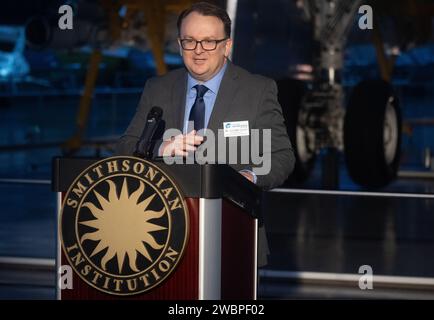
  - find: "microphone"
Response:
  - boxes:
[134,106,163,159]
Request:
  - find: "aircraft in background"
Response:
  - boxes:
[0,26,29,81]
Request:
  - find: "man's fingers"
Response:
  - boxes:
[183,144,197,152]
[171,139,197,152]
[184,134,203,146]
[173,150,188,157]
[174,132,202,145]
[194,135,204,144]
[162,144,188,157]
[161,131,203,157]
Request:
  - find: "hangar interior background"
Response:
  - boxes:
[0,0,434,299]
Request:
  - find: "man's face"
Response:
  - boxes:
[178,12,232,82]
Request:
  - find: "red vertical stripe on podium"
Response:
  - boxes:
[221,199,256,299]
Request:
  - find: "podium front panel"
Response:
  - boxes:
[58,196,200,300]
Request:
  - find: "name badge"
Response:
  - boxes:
[223,121,249,137]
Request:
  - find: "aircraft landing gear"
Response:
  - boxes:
[344,80,402,188]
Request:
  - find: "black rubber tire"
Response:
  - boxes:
[276,78,316,184]
[344,80,402,188]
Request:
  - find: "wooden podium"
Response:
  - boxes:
[52,157,261,300]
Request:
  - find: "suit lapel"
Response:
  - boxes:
[171,69,188,131]
[207,62,239,133]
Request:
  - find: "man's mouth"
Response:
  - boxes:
[193,58,207,64]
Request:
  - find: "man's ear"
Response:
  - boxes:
[224,38,233,58]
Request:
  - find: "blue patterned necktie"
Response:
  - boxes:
[189,84,209,131]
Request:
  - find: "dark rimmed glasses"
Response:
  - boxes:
[179,38,228,51]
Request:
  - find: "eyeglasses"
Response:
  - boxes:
[179,38,228,51]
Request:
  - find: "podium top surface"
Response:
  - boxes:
[52,157,262,218]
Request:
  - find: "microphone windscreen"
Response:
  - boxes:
[148,106,163,120]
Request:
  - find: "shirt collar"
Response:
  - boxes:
[187,62,228,96]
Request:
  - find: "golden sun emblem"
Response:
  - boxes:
[79,178,167,274]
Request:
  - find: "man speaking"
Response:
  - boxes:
[116,1,295,267]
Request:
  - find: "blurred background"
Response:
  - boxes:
[1,0,434,299]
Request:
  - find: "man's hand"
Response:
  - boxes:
[159,130,204,157]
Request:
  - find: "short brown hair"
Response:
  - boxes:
[177,2,231,38]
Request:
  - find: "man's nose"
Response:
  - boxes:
[194,42,205,54]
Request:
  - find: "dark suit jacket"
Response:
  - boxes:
[116,62,295,266]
